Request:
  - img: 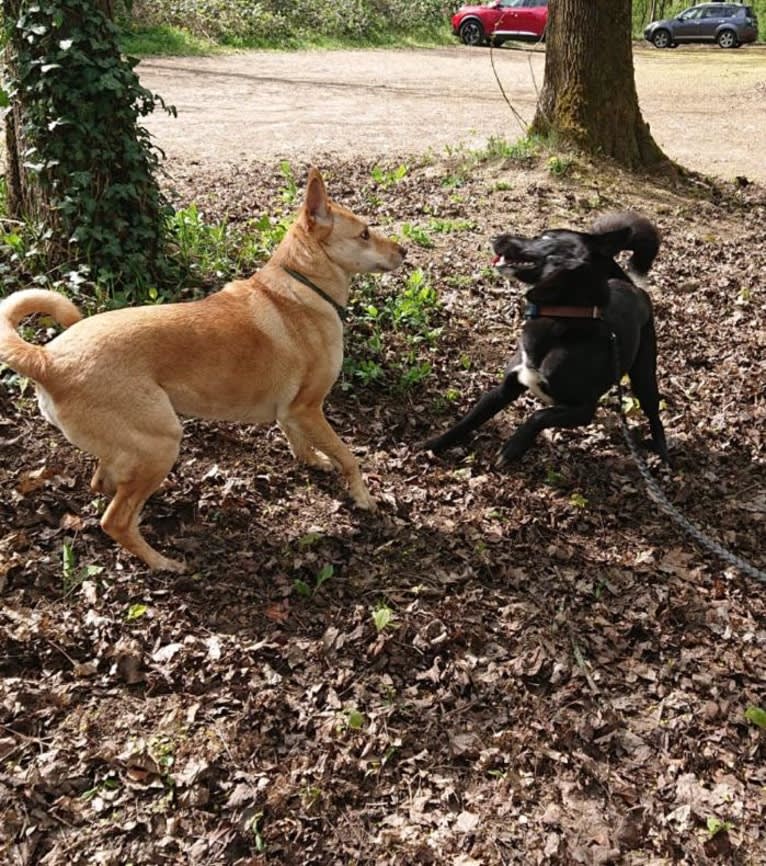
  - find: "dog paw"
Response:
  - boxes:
[495,453,511,470]
[352,487,377,512]
[496,441,527,467]
[307,452,334,472]
[419,437,446,454]
[651,440,670,464]
[153,556,188,574]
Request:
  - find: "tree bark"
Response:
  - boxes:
[531,0,669,171]
[4,0,28,220]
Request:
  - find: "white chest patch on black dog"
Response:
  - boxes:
[514,349,554,405]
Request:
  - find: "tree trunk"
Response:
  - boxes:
[531,0,669,171]
[3,0,31,221]
[3,0,117,221]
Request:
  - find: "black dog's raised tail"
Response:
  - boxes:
[590,211,660,277]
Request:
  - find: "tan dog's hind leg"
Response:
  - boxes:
[91,462,117,497]
[66,395,184,571]
[281,405,375,510]
[99,438,183,572]
[278,421,334,472]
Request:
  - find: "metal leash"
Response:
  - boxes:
[609,333,766,584]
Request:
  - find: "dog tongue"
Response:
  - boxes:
[492,255,503,267]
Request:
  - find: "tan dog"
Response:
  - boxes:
[0,168,406,572]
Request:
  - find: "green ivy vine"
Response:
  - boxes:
[3,0,178,298]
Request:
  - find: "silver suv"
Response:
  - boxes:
[644,3,758,48]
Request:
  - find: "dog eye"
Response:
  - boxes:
[360,227,370,240]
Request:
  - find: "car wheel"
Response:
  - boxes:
[459,19,485,46]
[717,29,738,48]
[652,29,672,48]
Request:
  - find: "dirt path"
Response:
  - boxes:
[138,44,766,182]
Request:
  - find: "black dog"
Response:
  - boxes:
[422,212,668,465]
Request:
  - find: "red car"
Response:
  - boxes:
[452,0,548,47]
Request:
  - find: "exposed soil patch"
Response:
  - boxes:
[2,150,765,864]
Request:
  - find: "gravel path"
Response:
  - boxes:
[137,44,766,182]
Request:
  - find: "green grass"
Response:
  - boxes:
[121,25,217,57]
[120,23,452,57]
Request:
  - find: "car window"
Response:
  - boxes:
[702,6,724,17]
[678,7,705,19]
[500,0,525,7]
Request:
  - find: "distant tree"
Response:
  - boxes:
[532,0,670,171]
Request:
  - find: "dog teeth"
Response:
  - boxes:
[493,255,533,271]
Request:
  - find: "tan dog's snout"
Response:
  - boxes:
[376,236,407,272]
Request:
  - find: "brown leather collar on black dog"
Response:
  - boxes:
[525,303,602,320]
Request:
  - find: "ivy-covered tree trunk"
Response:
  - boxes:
[531,0,669,170]
[4,0,37,223]
[2,0,175,297]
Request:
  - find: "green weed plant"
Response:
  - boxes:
[343,267,441,394]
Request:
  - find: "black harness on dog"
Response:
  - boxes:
[282,266,348,322]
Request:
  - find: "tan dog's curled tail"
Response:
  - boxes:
[0,289,82,385]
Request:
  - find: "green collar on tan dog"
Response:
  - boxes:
[282,266,347,321]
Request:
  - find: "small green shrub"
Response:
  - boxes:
[167,205,285,283]
[547,155,573,177]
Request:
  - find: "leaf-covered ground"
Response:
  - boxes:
[2,154,765,865]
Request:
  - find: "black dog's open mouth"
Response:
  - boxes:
[493,254,540,278]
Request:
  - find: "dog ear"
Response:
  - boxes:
[303,167,333,230]
[590,227,632,258]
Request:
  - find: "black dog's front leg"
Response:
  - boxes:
[498,402,598,466]
[422,373,525,454]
